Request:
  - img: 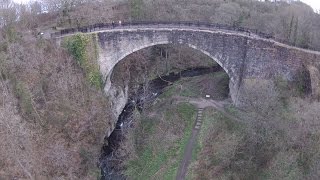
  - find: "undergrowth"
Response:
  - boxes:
[13,80,36,121]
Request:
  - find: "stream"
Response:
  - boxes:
[99,66,223,180]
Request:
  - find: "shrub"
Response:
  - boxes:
[13,80,34,120]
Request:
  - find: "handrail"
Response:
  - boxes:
[51,21,317,51]
[51,21,273,38]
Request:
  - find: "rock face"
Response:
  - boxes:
[106,82,129,137]
[94,27,320,106]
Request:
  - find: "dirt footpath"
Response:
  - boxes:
[175,97,242,180]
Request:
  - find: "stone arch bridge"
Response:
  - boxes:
[52,22,320,107]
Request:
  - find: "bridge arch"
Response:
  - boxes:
[53,23,320,138]
[101,39,238,105]
[93,26,319,107]
[103,41,234,125]
[113,41,232,80]
[55,24,320,137]
[112,41,233,96]
[97,31,246,105]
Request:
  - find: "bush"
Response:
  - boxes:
[13,80,35,120]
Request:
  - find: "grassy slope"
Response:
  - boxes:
[125,101,197,180]
[162,72,229,100]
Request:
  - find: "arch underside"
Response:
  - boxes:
[111,41,233,83]
[97,29,260,106]
[102,40,238,105]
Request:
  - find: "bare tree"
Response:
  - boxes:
[0,0,17,27]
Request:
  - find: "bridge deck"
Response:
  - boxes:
[50,22,320,55]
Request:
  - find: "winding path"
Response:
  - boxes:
[175,97,242,180]
[176,107,204,180]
